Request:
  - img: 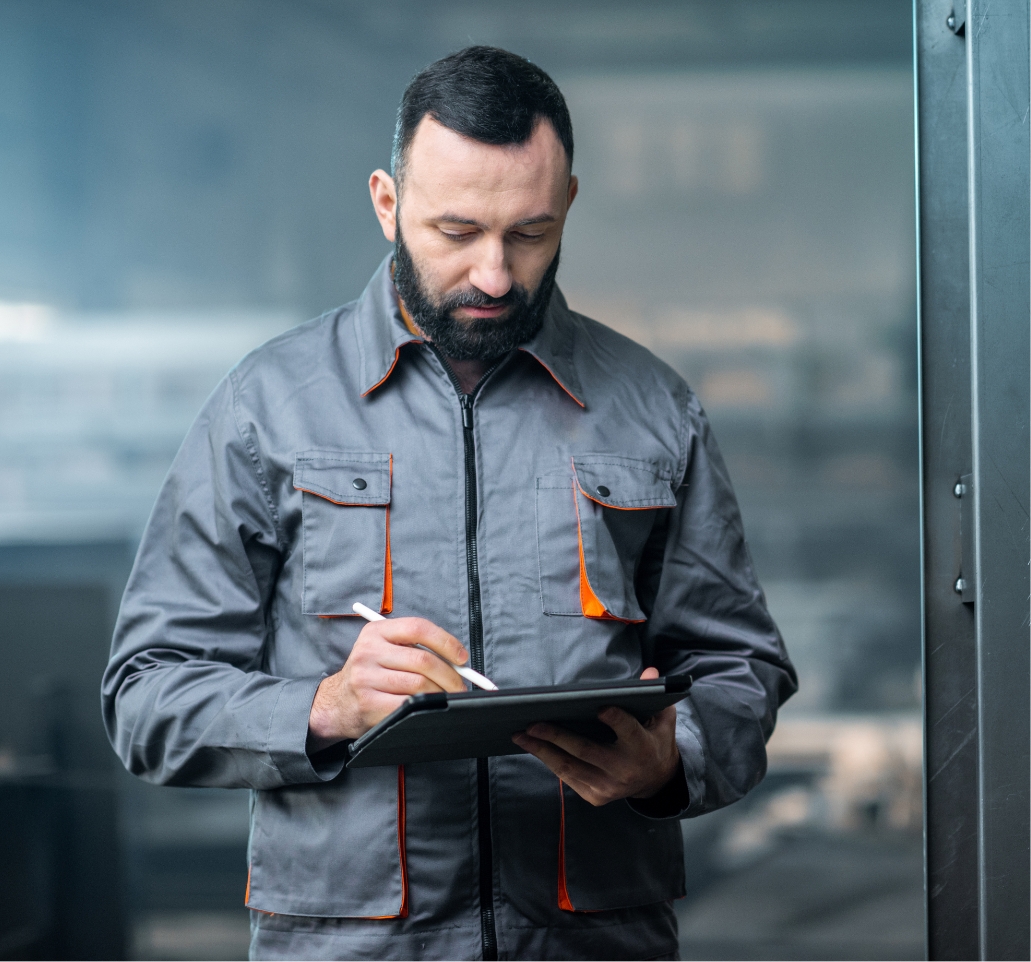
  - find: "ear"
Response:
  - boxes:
[566,174,579,210]
[369,169,398,242]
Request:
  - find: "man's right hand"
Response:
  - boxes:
[306,617,469,752]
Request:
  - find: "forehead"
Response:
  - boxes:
[402,115,568,215]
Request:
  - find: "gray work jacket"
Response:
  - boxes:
[103,255,796,961]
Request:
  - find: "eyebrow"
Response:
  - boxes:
[435,213,557,229]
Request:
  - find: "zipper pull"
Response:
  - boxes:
[460,395,473,430]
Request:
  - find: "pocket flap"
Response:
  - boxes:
[572,456,676,509]
[294,451,391,505]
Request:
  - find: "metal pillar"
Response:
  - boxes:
[916,1,1030,959]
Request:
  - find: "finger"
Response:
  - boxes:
[524,722,611,767]
[372,666,448,696]
[513,731,572,766]
[373,617,469,666]
[597,706,651,744]
[513,733,606,783]
[349,641,453,693]
[513,735,616,807]
[642,704,678,735]
[640,666,660,680]
[371,641,466,694]
[511,731,545,752]
[656,703,678,726]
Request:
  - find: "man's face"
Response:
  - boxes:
[369,115,577,359]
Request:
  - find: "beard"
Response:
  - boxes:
[392,225,560,362]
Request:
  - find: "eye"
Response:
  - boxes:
[512,231,546,242]
[441,229,475,242]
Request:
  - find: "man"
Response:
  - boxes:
[103,46,796,961]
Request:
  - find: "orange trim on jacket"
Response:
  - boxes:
[575,484,666,511]
[578,523,610,619]
[572,480,646,624]
[557,780,575,911]
[294,486,380,507]
[397,297,421,336]
[365,764,409,919]
[381,455,393,614]
[519,347,585,408]
[570,456,667,512]
[360,294,422,397]
[557,779,600,913]
[397,764,408,916]
[360,345,404,398]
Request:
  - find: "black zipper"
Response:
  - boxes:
[432,347,501,961]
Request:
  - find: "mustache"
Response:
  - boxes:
[439,286,524,311]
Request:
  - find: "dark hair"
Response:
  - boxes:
[391,46,573,185]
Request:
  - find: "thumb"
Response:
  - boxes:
[640,666,660,680]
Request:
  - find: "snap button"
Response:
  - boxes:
[597,485,610,497]
[352,478,367,490]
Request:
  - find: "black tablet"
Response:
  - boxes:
[346,674,692,768]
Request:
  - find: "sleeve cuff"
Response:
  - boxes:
[628,696,707,819]
[266,675,348,784]
[675,694,708,816]
[627,756,690,818]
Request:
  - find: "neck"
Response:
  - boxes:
[442,356,491,395]
[396,291,493,395]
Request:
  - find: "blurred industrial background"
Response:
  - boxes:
[0,1,921,959]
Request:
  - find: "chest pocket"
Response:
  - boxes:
[536,455,676,622]
[293,451,392,616]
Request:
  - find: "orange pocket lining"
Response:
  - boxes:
[381,455,393,614]
[557,779,598,913]
[558,779,575,911]
[365,764,408,919]
[572,479,645,624]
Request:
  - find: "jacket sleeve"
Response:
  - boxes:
[640,388,798,818]
[101,371,338,789]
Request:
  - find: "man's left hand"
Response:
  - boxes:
[511,667,681,807]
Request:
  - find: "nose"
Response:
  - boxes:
[468,238,512,300]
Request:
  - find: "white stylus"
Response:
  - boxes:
[352,602,499,691]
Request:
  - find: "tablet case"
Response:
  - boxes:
[346,674,692,768]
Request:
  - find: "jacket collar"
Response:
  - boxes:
[354,254,425,397]
[518,286,585,408]
[355,253,585,407]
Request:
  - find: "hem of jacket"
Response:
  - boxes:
[249,911,677,962]
[248,918,481,962]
